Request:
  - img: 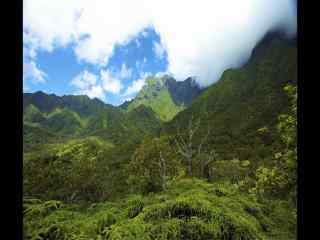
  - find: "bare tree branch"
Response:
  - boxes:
[205,149,217,166]
[158,149,167,190]
[174,115,202,177]
[198,124,211,155]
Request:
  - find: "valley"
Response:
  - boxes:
[23,33,297,240]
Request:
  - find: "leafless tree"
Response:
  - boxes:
[174,115,200,176]
[174,115,217,179]
[158,149,167,190]
[199,149,218,179]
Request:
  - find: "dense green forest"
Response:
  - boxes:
[23,33,297,239]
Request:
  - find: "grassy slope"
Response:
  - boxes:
[127,77,185,121]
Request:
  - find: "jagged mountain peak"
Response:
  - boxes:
[126,75,203,121]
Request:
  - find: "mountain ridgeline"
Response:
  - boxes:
[23,32,297,240]
[122,75,203,121]
[23,92,162,151]
[23,32,296,169]
[23,75,203,150]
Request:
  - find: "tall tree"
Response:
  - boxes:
[127,136,181,193]
[174,115,218,178]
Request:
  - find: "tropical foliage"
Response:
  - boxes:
[24,179,296,240]
[23,34,297,239]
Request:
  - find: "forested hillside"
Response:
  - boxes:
[23,94,161,151]
[23,33,297,239]
[162,33,297,162]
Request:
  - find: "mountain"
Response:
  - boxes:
[23,75,202,139]
[23,122,66,152]
[79,104,161,146]
[119,98,134,110]
[23,93,162,150]
[124,75,203,121]
[23,32,296,160]
[162,32,297,161]
[23,91,107,117]
[23,104,46,123]
[23,32,297,239]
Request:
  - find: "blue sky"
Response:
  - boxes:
[24,28,168,105]
[23,0,296,106]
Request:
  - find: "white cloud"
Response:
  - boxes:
[24,0,151,65]
[147,0,296,86]
[23,79,30,92]
[100,70,123,94]
[119,63,132,79]
[71,70,105,99]
[139,71,152,79]
[141,30,148,38]
[71,70,97,89]
[123,78,145,96]
[86,85,105,99]
[71,68,127,99]
[23,61,47,83]
[153,40,166,60]
[123,71,154,96]
[23,45,37,60]
[155,71,170,78]
[71,0,151,65]
[24,0,297,87]
[23,0,80,52]
[118,97,133,105]
[71,65,132,100]
[81,85,105,99]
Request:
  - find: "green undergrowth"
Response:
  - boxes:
[24,179,296,240]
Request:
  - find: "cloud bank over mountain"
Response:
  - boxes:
[24,0,296,87]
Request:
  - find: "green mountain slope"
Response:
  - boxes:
[23,92,162,149]
[126,105,162,135]
[23,123,67,152]
[80,105,161,145]
[162,33,297,161]
[125,75,202,121]
[42,108,84,135]
[23,92,107,118]
[23,104,46,123]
